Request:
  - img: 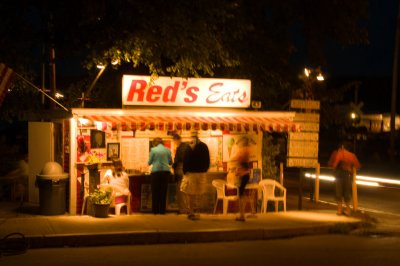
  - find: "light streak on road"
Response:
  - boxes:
[304,173,380,187]
[304,173,335,182]
[357,175,400,186]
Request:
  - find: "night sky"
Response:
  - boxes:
[327,0,397,78]
[14,0,400,114]
[325,0,398,113]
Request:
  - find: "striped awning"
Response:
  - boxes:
[72,108,299,132]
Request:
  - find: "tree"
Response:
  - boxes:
[0,0,369,113]
[262,133,280,180]
[222,0,368,109]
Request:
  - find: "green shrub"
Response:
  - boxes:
[89,188,112,204]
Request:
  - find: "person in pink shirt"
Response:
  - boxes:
[328,142,361,216]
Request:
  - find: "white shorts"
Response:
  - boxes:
[180,172,207,195]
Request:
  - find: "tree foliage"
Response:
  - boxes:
[0,0,369,116]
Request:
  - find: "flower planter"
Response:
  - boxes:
[93,203,110,218]
[86,163,100,194]
[85,163,101,216]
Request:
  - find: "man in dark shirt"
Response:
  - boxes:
[172,134,191,214]
[181,133,210,220]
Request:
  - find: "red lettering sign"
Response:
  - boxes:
[206,83,248,104]
[127,80,147,101]
[122,75,251,108]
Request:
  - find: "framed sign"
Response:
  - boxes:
[107,143,120,161]
[90,129,106,148]
[166,183,179,211]
[140,184,152,212]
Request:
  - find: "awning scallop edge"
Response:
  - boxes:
[72,108,299,132]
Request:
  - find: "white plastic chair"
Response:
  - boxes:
[258,179,286,213]
[82,184,131,216]
[110,191,131,216]
[212,179,239,215]
[101,184,131,216]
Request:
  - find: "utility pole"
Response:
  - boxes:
[48,13,57,110]
[390,0,400,162]
[41,43,46,106]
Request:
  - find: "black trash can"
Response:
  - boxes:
[36,162,69,215]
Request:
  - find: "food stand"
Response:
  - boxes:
[66,75,299,215]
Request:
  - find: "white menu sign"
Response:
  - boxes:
[120,138,150,171]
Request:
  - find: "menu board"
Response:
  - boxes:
[287,108,320,168]
[121,138,150,171]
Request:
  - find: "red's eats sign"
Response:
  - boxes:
[122,75,251,108]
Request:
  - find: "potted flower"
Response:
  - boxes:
[86,150,105,167]
[89,188,112,218]
[85,150,105,195]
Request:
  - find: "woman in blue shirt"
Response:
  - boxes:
[148,137,172,214]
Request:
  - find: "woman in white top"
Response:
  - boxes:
[102,159,130,199]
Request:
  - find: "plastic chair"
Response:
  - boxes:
[81,181,90,215]
[110,191,131,216]
[258,179,286,213]
[212,179,239,215]
[101,184,131,216]
[82,185,131,216]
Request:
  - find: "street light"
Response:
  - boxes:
[304,67,324,81]
[304,68,310,77]
[79,59,119,107]
[80,64,107,107]
[55,92,64,99]
[302,67,324,99]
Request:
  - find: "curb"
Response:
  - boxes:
[25,221,363,249]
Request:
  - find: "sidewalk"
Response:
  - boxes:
[0,197,364,249]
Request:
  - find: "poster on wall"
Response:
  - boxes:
[121,138,150,171]
[106,143,120,161]
[77,134,90,162]
[90,129,106,148]
[250,168,262,184]
[166,183,178,211]
[222,134,258,162]
[140,184,152,212]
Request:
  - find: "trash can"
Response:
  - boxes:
[36,162,69,215]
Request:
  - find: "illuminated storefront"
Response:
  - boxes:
[66,76,299,215]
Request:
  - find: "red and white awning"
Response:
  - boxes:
[72,108,299,132]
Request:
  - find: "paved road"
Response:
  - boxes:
[285,173,400,215]
[1,235,399,266]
